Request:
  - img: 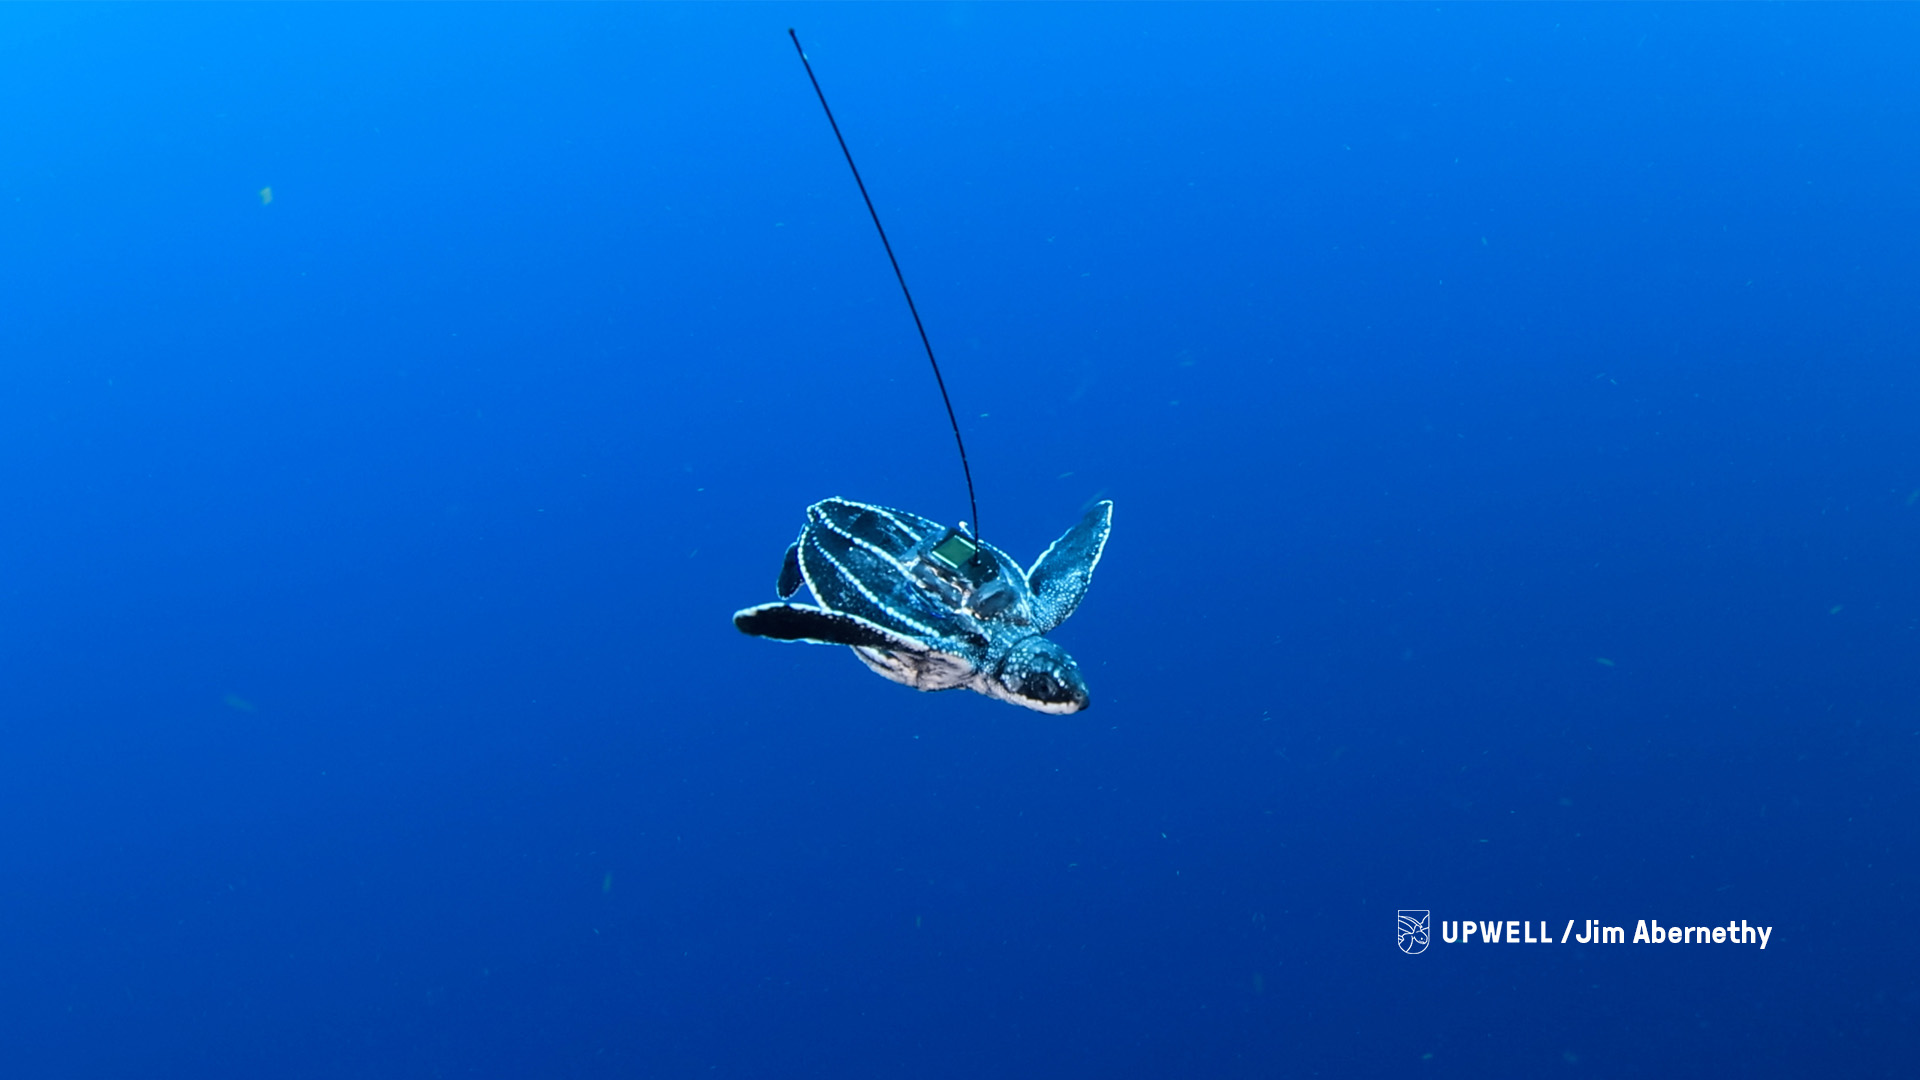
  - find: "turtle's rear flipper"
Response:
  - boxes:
[734,603,928,653]
[776,541,804,599]
[1026,500,1113,633]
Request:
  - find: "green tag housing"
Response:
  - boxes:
[928,531,978,571]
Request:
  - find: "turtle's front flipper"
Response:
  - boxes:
[1026,501,1113,633]
[734,603,928,653]
[776,541,804,599]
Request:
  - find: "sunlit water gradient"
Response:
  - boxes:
[2,5,1915,1077]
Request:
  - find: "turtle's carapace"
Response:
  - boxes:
[734,498,1112,714]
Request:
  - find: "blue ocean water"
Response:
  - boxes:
[2,4,1915,1076]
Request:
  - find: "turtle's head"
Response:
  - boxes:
[987,636,1090,714]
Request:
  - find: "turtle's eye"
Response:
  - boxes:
[996,637,1089,713]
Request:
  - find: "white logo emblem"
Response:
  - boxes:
[1397,910,1431,954]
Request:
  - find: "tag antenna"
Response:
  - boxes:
[788,29,980,540]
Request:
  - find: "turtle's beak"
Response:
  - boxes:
[992,637,1090,714]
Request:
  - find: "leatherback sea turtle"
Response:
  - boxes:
[733,498,1113,713]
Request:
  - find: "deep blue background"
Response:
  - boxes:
[2,5,1915,1076]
